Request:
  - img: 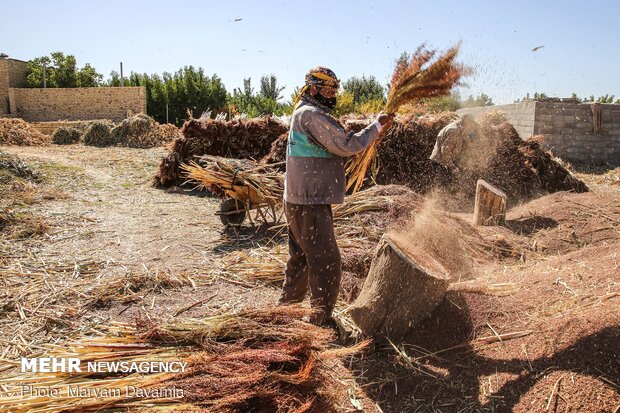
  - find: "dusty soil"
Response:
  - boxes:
[1,144,618,413]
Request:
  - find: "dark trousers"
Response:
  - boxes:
[279,202,342,324]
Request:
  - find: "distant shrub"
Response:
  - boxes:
[52,127,81,145]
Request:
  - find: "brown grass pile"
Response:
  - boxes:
[111,113,181,148]
[450,121,589,204]
[0,150,52,239]
[82,120,116,147]
[51,126,81,145]
[0,307,367,413]
[259,131,288,169]
[0,118,50,146]
[153,116,287,187]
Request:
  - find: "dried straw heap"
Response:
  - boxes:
[111,113,181,148]
[0,118,50,146]
[81,115,180,148]
[346,44,470,192]
[153,115,288,188]
[182,155,284,205]
[0,307,367,413]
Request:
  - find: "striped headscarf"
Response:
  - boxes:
[294,66,340,108]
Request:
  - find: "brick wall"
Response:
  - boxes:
[29,121,93,135]
[0,58,29,114]
[457,101,620,165]
[457,101,537,140]
[7,86,146,122]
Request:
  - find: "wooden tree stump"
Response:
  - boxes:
[473,179,507,226]
[349,235,451,342]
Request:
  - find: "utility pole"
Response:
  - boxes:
[42,62,47,88]
[120,62,124,86]
[166,103,169,124]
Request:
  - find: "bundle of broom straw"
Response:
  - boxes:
[0,307,367,413]
[181,155,284,205]
[345,44,470,192]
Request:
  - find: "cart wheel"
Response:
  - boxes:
[219,199,246,226]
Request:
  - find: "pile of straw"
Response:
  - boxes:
[111,113,181,148]
[0,307,366,413]
[0,119,50,146]
[51,126,81,145]
[182,155,284,205]
[82,120,116,147]
[153,116,287,188]
[346,44,470,192]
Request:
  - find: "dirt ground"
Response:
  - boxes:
[1,145,618,413]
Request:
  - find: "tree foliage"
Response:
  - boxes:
[229,77,290,118]
[26,52,102,88]
[462,93,494,108]
[259,74,285,101]
[115,66,228,126]
[342,75,386,105]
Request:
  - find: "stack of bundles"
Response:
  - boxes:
[0,119,50,146]
[51,126,81,145]
[259,131,288,168]
[0,307,366,412]
[111,113,181,148]
[373,112,456,192]
[154,116,287,188]
[451,121,589,203]
[182,155,284,205]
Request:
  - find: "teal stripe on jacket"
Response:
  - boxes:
[287,130,332,158]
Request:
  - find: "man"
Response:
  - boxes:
[430,114,478,172]
[279,66,394,326]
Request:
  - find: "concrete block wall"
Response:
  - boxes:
[8,86,146,122]
[534,102,620,164]
[457,101,620,165]
[457,101,537,140]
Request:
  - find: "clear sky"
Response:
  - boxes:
[3,0,618,104]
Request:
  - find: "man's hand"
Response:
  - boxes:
[377,113,395,130]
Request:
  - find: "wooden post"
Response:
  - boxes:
[473,179,507,226]
[349,235,451,342]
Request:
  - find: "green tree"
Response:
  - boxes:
[422,92,462,112]
[259,74,285,101]
[463,93,494,108]
[229,77,289,117]
[26,52,102,88]
[116,66,228,125]
[342,75,386,105]
[77,64,103,87]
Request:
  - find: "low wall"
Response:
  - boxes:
[457,101,537,140]
[29,120,93,135]
[457,101,620,165]
[8,86,146,122]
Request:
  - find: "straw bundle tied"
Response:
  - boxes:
[181,155,284,205]
[0,307,368,413]
[346,44,470,192]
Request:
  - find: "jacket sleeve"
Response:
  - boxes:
[302,110,382,157]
